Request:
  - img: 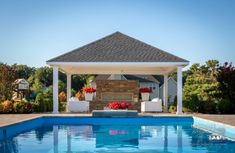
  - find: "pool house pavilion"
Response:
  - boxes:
[47,32,189,114]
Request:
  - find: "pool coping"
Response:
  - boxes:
[0,113,235,130]
[0,113,192,129]
[0,113,235,129]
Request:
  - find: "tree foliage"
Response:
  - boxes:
[13,64,35,79]
[216,62,235,113]
[183,60,220,113]
[0,64,17,101]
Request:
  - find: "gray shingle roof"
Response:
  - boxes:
[47,32,188,63]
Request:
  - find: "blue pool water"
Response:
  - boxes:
[0,117,235,153]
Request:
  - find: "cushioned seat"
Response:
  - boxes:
[141,99,162,112]
[68,100,89,112]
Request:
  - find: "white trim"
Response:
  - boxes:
[47,62,189,67]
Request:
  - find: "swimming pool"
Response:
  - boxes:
[0,117,235,153]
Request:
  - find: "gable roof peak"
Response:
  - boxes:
[47,32,189,63]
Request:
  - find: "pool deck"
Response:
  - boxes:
[0,113,235,128]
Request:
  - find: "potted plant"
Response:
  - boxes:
[83,87,96,101]
[139,87,152,101]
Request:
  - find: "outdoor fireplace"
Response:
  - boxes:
[101,92,133,101]
[95,80,139,102]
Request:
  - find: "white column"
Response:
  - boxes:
[66,73,71,112]
[53,66,59,114]
[177,67,183,115]
[163,74,168,112]
[67,73,71,102]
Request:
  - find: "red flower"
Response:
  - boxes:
[82,87,96,93]
[107,102,131,110]
[139,87,152,93]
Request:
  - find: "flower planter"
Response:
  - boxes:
[141,93,150,101]
[85,93,93,101]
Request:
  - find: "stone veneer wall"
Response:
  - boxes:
[89,80,140,112]
[95,80,139,101]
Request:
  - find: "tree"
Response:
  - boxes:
[31,78,43,93]
[216,62,235,113]
[71,75,88,91]
[13,64,35,79]
[170,70,190,86]
[183,60,220,113]
[33,67,53,87]
[58,80,66,92]
[0,64,16,101]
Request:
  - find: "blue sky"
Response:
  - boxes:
[0,0,235,68]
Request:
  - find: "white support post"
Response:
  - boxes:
[66,73,71,112]
[177,67,183,115]
[163,74,168,112]
[53,66,59,114]
[67,73,71,102]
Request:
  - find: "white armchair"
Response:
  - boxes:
[68,99,89,113]
[141,98,162,113]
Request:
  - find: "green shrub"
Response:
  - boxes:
[13,101,34,113]
[32,102,39,112]
[201,101,217,114]
[24,102,34,113]
[44,90,53,112]
[183,95,201,112]
[169,105,176,113]
[218,99,235,114]
[35,93,46,112]
[59,102,67,112]
[183,107,193,113]
[184,94,217,114]
[13,101,25,113]
[34,90,54,113]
